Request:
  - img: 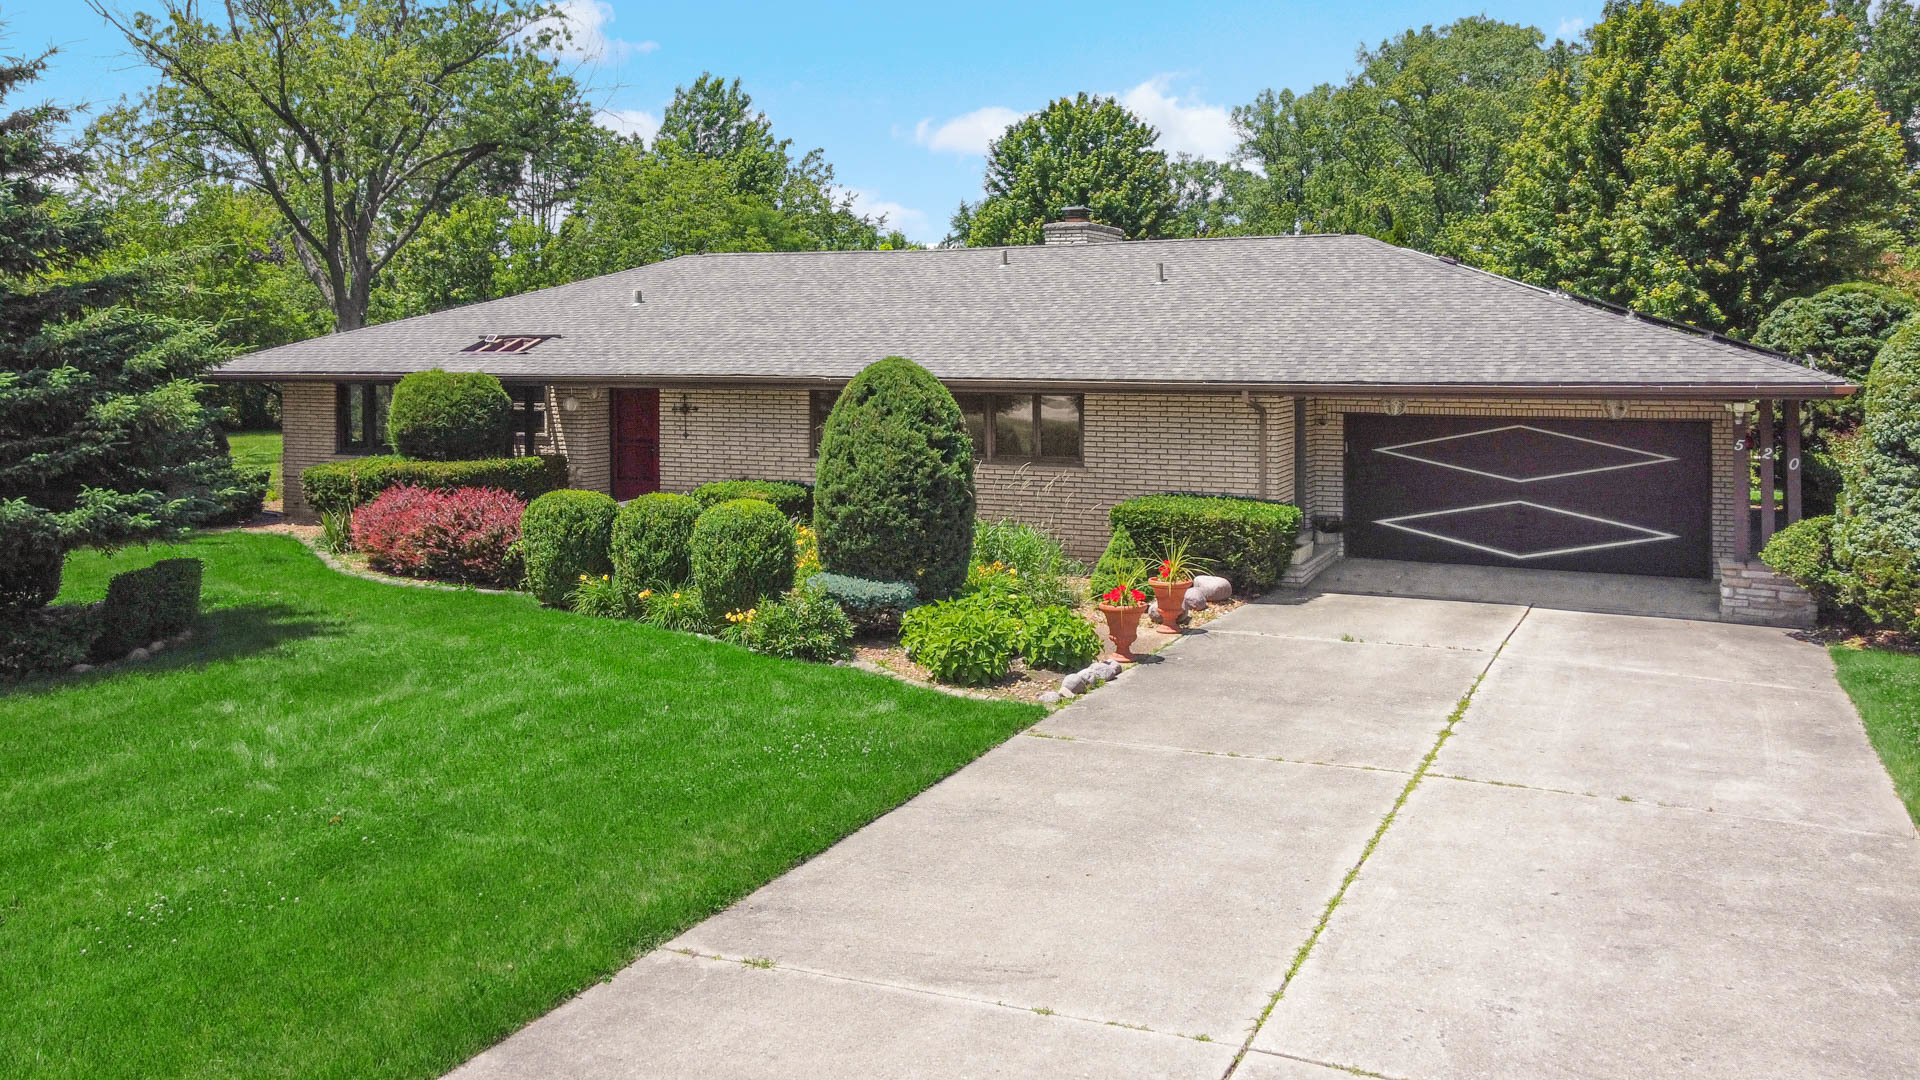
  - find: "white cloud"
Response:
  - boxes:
[1556,17,1590,38]
[597,108,659,143]
[912,106,1029,156]
[842,187,933,243]
[1119,77,1237,160]
[539,0,658,62]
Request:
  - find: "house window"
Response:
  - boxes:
[506,384,547,456]
[336,382,393,453]
[809,389,839,456]
[954,394,1083,463]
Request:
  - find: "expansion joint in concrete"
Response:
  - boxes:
[1220,606,1532,1079]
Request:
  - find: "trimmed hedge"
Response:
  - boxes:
[92,558,203,661]
[302,454,568,514]
[691,498,796,616]
[611,492,702,588]
[521,490,618,607]
[692,480,812,521]
[811,572,919,631]
[1,604,102,683]
[814,356,976,600]
[387,369,513,460]
[1109,495,1301,593]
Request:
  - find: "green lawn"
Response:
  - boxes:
[2,531,1040,1080]
[1832,645,1920,827]
[227,429,283,502]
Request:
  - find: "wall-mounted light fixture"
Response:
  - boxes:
[1604,399,1630,419]
[1385,398,1406,416]
[562,395,579,413]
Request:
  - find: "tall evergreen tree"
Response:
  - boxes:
[1460,0,1909,335]
[0,51,240,610]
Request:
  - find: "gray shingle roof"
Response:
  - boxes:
[213,233,1851,396]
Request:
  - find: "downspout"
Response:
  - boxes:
[1243,391,1269,498]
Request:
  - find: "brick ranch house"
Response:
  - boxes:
[212,211,1851,624]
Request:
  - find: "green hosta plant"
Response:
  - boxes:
[1020,605,1102,671]
[900,600,1020,686]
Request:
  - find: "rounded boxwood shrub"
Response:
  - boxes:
[386,369,513,461]
[520,490,617,607]
[691,498,796,617]
[611,492,702,589]
[1761,515,1839,612]
[814,356,975,600]
[692,479,812,520]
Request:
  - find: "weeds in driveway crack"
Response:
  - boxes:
[1220,607,1530,1078]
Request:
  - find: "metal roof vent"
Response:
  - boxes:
[632,288,644,305]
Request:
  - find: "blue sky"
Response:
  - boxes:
[7,1,1604,243]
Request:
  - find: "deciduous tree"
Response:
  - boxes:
[966,94,1173,246]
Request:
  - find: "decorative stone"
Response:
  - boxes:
[1183,590,1208,611]
[1193,575,1233,602]
[1039,692,1062,705]
[69,663,94,674]
[1061,672,1091,695]
[127,647,151,661]
[1092,659,1123,681]
[148,640,168,654]
[1056,685,1075,699]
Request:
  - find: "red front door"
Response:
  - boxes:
[610,389,661,500]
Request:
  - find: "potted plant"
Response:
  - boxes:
[1096,561,1149,662]
[1148,541,1207,634]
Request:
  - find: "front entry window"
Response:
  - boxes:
[336,383,393,453]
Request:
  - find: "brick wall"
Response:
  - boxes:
[650,388,1294,561]
[546,386,611,492]
[281,381,355,522]
[1301,396,1739,570]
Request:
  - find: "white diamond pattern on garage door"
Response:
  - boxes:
[1345,415,1713,578]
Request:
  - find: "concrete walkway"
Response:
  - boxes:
[449,587,1920,1080]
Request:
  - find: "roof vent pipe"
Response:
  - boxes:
[1157,262,1167,284]
[632,288,644,305]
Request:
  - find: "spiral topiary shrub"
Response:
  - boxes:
[611,492,702,589]
[520,490,617,607]
[691,498,796,617]
[813,356,975,600]
[386,369,513,461]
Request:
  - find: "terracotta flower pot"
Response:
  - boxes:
[1097,602,1146,662]
[1149,579,1192,634]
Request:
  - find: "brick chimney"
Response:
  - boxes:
[1041,206,1124,245]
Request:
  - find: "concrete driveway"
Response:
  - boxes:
[449,587,1920,1080]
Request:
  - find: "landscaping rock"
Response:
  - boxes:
[69,663,93,674]
[1039,692,1062,705]
[1062,671,1091,695]
[1183,590,1208,611]
[1093,659,1123,681]
[148,640,167,654]
[127,647,150,662]
[1193,575,1233,602]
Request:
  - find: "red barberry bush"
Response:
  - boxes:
[350,485,525,585]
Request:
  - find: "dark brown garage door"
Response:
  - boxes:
[1345,415,1713,578]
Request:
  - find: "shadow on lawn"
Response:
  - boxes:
[9,602,339,696]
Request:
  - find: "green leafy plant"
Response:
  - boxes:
[520,490,617,607]
[319,508,354,554]
[301,454,568,514]
[569,573,636,619]
[386,369,513,460]
[691,479,812,520]
[690,498,796,617]
[1761,515,1841,612]
[720,586,855,661]
[810,572,918,631]
[1110,495,1301,592]
[1020,605,1102,671]
[970,519,1082,606]
[639,585,717,634]
[611,492,701,590]
[900,600,1020,687]
[1149,539,1209,583]
[814,356,976,600]
[1089,524,1141,599]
